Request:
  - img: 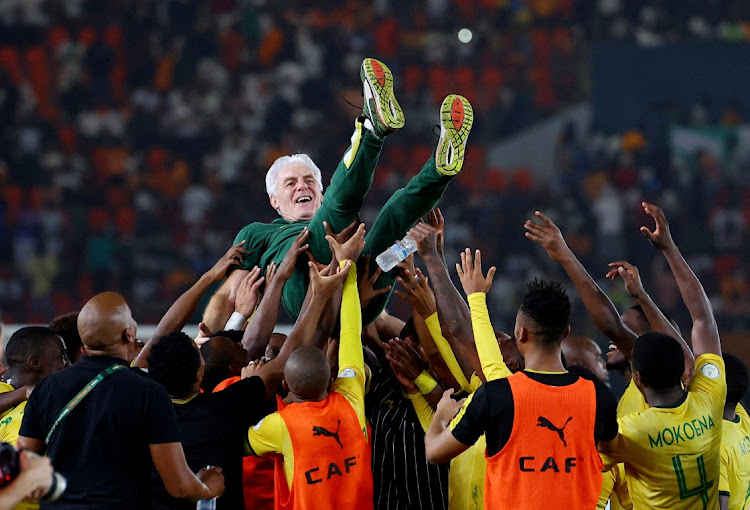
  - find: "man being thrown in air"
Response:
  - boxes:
[203,57,474,330]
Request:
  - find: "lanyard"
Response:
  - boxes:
[45,364,125,445]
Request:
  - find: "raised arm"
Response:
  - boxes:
[224,267,264,331]
[408,221,482,381]
[134,242,249,368]
[326,223,369,429]
[395,268,471,391]
[524,211,638,358]
[242,229,310,359]
[385,337,443,431]
[255,261,349,399]
[456,249,512,382]
[338,260,363,381]
[326,223,366,379]
[606,259,694,375]
[640,202,720,357]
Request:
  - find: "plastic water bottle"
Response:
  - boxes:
[196,498,216,510]
[376,235,417,272]
[196,465,217,510]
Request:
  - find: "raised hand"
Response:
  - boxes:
[434,388,466,424]
[275,228,311,282]
[606,260,646,300]
[234,267,264,317]
[385,337,424,380]
[323,218,361,246]
[640,202,675,251]
[394,251,415,275]
[325,222,366,263]
[524,211,572,262]
[205,241,250,281]
[358,255,391,308]
[456,248,496,296]
[194,322,213,347]
[241,358,266,379]
[305,251,327,273]
[265,263,276,288]
[426,208,445,256]
[394,268,437,318]
[309,260,351,299]
[407,222,439,258]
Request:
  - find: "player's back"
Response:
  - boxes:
[720,404,750,510]
[275,390,373,510]
[617,374,724,509]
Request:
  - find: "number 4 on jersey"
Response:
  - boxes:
[671,455,713,510]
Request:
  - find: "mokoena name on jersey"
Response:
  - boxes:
[647,415,716,449]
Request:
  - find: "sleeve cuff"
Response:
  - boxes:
[415,371,438,394]
[225,311,247,331]
[467,292,487,304]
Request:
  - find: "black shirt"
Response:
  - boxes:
[452,367,619,457]
[366,366,449,510]
[20,355,180,510]
[151,376,275,510]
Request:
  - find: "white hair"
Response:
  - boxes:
[265,154,324,197]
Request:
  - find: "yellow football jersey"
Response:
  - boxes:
[446,375,490,510]
[598,378,645,510]
[448,435,486,510]
[0,396,37,510]
[604,354,726,510]
[0,382,17,420]
[719,404,750,510]
[446,293,513,510]
[617,379,649,418]
[598,463,633,510]
[0,400,26,446]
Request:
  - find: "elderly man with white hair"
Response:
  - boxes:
[203,58,474,328]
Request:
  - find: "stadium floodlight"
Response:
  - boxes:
[458,28,473,43]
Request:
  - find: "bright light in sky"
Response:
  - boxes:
[458,28,473,43]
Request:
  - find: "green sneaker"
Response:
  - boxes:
[360,58,404,137]
[435,94,473,176]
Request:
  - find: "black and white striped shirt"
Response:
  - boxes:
[366,366,449,510]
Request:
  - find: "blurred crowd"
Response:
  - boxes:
[1,0,750,327]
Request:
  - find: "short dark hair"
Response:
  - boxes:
[49,312,83,363]
[148,332,201,398]
[723,352,749,406]
[632,332,684,391]
[210,330,243,343]
[519,279,571,346]
[200,338,234,393]
[626,304,680,336]
[6,327,59,368]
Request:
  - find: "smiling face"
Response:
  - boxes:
[269,163,323,221]
[562,335,609,385]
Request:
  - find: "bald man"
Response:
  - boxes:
[247,258,374,510]
[18,292,224,509]
[562,335,609,385]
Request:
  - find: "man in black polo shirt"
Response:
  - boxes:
[147,332,274,510]
[18,292,224,509]
[144,253,349,509]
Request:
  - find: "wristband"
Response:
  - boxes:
[415,370,438,394]
[224,311,247,331]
